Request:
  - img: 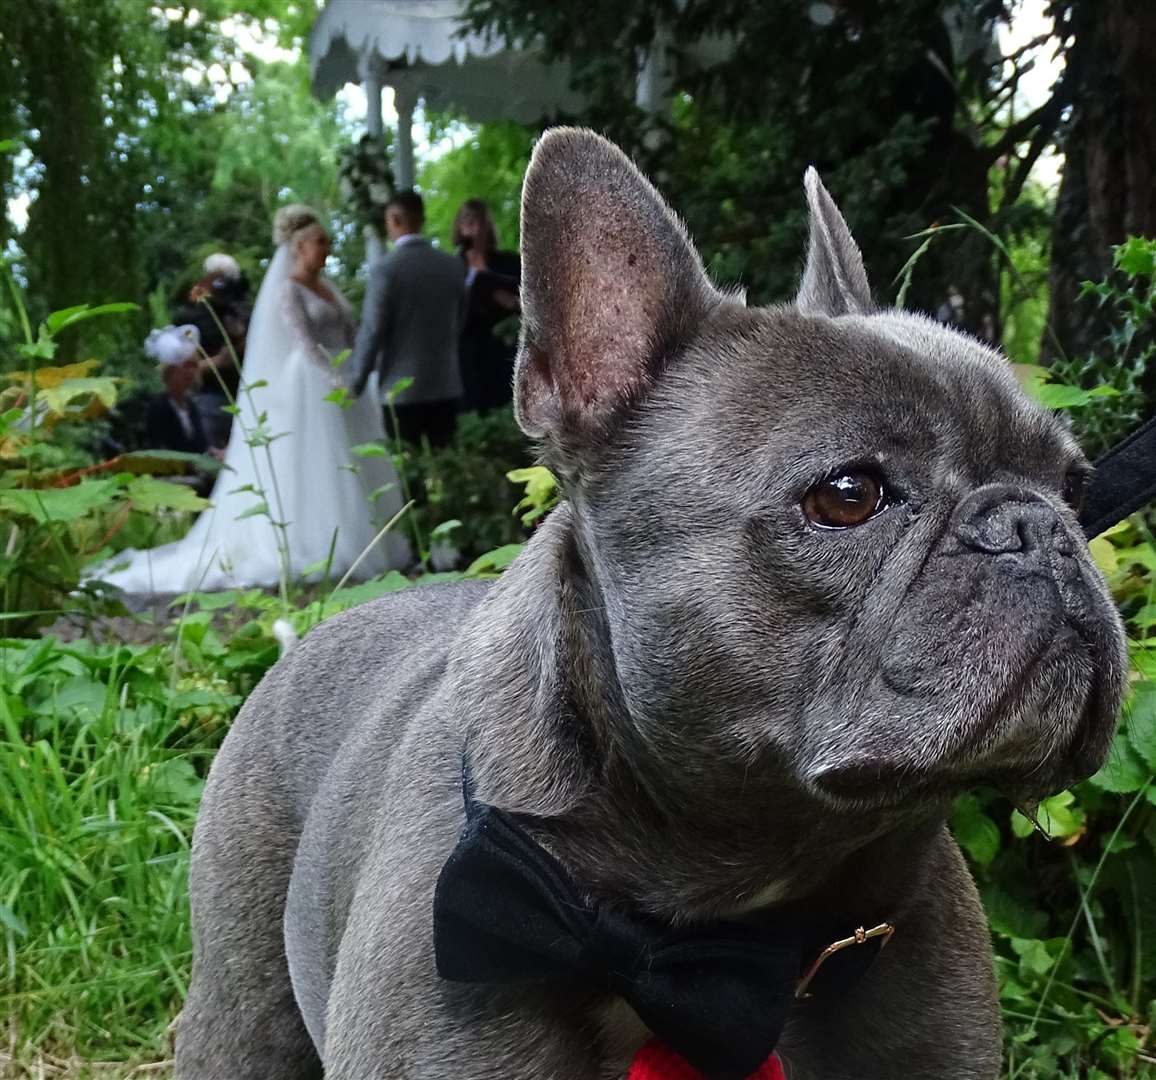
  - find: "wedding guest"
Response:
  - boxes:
[144,325,210,456]
[453,198,521,414]
[348,190,466,449]
[173,252,250,448]
[141,324,224,496]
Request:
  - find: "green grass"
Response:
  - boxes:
[0,633,229,1072]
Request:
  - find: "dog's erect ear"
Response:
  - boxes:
[795,168,872,317]
[514,128,717,451]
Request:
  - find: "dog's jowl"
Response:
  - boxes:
[175,129,1127,1080]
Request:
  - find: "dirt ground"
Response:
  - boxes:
[0,1053,171,1079]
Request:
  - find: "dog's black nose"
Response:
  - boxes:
[953,485,1068,557]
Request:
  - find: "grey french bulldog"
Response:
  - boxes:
[175,128,1127,1080]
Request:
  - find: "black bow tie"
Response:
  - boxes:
[433,773,891,1080]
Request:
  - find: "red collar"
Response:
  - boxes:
[628,1039,785,1080]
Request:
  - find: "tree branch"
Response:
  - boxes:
[1001,110,1059,208]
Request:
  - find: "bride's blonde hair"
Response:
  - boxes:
[273,204,321,247]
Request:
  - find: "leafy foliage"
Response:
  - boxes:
[463,0,1053,327]
[338,134,395,240]
[418,121,535,255]
[400,408,536,562]
[0,271,212,633]
[1049,237,1156,457]
[1,9,360,376]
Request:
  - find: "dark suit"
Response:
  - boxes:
[348,236,466,448]
[145,395,209,455]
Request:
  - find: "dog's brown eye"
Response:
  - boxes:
[1062,470,1087,514]
[803,469,885,529]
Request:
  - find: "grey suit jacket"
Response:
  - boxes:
[348,238,467,405]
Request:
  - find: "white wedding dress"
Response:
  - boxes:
[93,247,411,595]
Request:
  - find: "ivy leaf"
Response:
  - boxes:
[1011,792,1085,842]
[951,794,1001,865]
[143,758,204,806]
[981,885,1048,940]
[1032,383,1118,410]
[4,359,99,386]
[324,387,354,410]
[431,519,462,541]
[1125,682,1156,772]
[508,465,560,525]
[464,543,524,577]
[384,376,415,404]
[16,329,56,362]
[0,479,120,523]
[1114,236,1156,279]
[235,501,270,521]
[125,476,209,513]
[1088,535,1118,574]
[1088,733,1150,794]
[45,302,138,335]
[350,442,387,457]
[1011,936,1057,978]
[38,377,120,415]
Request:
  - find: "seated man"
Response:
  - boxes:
[143,324,221,494]
[144,324,210,455]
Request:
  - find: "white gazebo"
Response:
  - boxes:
[308,0,699,199]
[309,0,589,193]
[310,2,993,199]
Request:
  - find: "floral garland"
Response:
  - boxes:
[338,134,395,237]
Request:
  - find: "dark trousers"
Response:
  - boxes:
[384,399,459,450]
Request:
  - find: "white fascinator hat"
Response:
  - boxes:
[145,324,202,366]
[202,252,242,280]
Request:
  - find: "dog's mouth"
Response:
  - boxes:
[802,621,1118,811]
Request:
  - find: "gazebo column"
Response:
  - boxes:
[394,86,416,191]
[365,69,384,137]
[635,25,672,116]
[364,67,384,261]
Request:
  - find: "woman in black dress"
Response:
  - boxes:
[453,200,521,414]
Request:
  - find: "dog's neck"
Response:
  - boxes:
[451,503,941,922]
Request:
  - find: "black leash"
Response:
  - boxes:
[1081,415,1156,539]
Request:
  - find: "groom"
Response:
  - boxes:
[347,191,466,449]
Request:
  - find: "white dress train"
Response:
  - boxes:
[92,249,410,595]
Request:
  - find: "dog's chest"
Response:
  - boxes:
[595,996,653,1079]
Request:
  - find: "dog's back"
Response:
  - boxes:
[176,579,491,1078]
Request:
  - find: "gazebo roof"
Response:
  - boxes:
[309,0,583,123]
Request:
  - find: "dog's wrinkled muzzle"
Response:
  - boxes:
[800,484,1126,807]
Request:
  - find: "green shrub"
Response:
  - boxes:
[400,407,536,562]
[1049,237,1156,459]
[0,272,215,635]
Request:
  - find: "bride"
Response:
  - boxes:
[95,206,411,595]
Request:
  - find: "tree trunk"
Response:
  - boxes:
[1043,0,1156,365]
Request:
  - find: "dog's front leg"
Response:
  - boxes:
[777,830,1001,1080]
[322,838,603,1080]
